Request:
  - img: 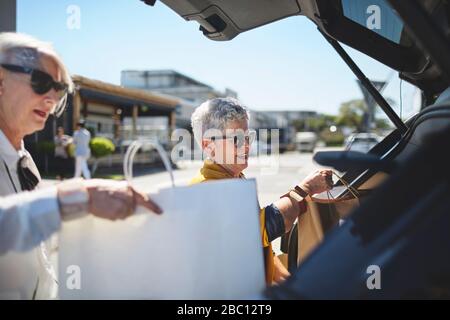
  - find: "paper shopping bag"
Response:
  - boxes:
[297,185,362,265]
[58,179,265,299]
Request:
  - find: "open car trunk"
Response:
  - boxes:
[158,0,450,96]
[151,0,450,298]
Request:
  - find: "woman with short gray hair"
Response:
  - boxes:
[191,97,250,148]
[191,97,333,285]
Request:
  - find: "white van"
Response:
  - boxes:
[344,133,382,153]
[295,131,318,153]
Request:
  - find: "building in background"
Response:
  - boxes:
[121,69,238,131]
[254,110,319,152]
[249,111,278,129]
[247,110,281,154]
[70,75,178,145]
[263,110,319,126]
[174,99,197,131]
[26,75,179,173]
[121,70,237,103]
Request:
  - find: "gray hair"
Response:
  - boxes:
[0,32,74,116]
[191,97,250,147]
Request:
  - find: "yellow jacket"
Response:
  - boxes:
[190,159,274,284]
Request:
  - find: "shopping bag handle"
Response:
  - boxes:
[123,140,175,187]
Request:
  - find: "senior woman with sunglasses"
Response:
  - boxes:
[190,97,332,285]
[0,33,162,299]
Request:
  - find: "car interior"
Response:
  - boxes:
[147,0,450,298]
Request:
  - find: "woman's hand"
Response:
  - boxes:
[85,180,163,220]
[272,255,290,285]
[299,169,333,196]
[58,179,163,221]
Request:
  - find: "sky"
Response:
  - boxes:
[17,0,420,119]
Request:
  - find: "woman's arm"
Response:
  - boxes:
[267,169,333,239]
[272,254,290,284]
[271,196,301,235]
[0,179,162,255]
[0,187,61,255]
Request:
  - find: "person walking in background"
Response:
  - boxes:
[73,120,91,179]
[54,126,72,180]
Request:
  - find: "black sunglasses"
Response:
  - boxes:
[1,63,68,96]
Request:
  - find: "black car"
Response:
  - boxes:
[146,0,450,299]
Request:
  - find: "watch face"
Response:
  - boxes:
[295,186,308,197]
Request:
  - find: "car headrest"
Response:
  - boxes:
[435,86,450,104]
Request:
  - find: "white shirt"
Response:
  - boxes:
[0,130,61,299]
[54,134,72,159]
[73,128,91,158]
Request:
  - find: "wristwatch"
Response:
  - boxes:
[57,178,90,221]
[294,185,309,198]
[281,186,309,215]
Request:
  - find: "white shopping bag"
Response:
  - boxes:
[58,141,265,299]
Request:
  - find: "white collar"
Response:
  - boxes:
[0,129,28,169]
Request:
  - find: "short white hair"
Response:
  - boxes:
[191,97,250,147]
[0,32,74,93]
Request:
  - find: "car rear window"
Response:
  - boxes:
[341,0,404,44]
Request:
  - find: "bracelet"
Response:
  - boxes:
[280,190,308,215]
[293,186,309,215]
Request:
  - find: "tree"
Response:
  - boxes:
[292,119,306,132]
[292,114,337,133]
[336,99,367,131]
[89,137,115,176]
[374,118,391,130]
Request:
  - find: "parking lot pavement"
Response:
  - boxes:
[246,151,333,255]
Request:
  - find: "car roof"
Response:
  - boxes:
[157,0,450,96]
[347,133,381,143]
[352,132,380,137]
[296,131,317,137]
